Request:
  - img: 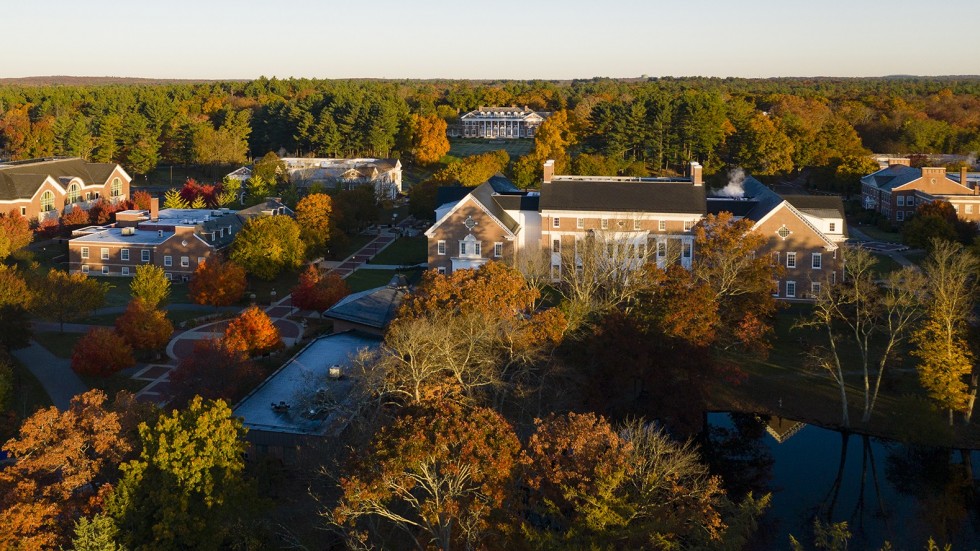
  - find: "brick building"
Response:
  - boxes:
[0,157,131,221]
[862,160,980,223]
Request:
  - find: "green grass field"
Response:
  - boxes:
[345,268,423,292]
[6,356,52,422]
[368,237,427,266]
[33,331,84,358]
[448,138,533,159]
[88,277,192,309]
[141,164,239,188]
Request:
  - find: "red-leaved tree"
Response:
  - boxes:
[71,327,135,376]
[223,306,282,357]
[170,338,264,406]
[189,259,247,307]
[291,265,350,312]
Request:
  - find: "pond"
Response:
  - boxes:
[703,412,980,550]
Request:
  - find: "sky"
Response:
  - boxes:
[4,0,979,80]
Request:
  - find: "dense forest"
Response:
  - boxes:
[1,76,978,191]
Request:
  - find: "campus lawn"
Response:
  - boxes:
[851,223,903,243]
[6,356,52,421]
[87,277,192,309]
[448,138,533,159]
[870,253,903,277]
[245,268,302,305]
[330,235,374,261]
[368,237,427,266]
[345,268,423,292]
[33,331,84,359]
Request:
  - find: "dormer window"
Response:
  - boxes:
[157,230,163,237]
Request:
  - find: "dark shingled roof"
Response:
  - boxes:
[0,157,118,201]
[493,194,540,212]
[469,181,520,233]
[436,186,471,207]
[539,178,706,214]
[860,165,921,191]
[706,198,757,217]
[783,195,846,219]
[324,276,408,329]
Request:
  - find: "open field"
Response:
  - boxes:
[346,268,423,292]
[368,236,426,266]
[448,138,533,159]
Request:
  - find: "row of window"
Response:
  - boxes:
[552,217,692,232]
[773,251,822,270]
[550,238,693,260]
[79,247,203,267]
[436,240,503,257]
[81,265,180,280]
[38,179,119,212]
[773,280,818,298]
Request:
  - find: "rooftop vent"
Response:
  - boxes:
[328,365,343,379]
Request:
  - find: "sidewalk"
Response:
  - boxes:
[11,341,87,410]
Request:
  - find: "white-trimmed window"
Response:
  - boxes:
[552,239,561,253]
[657,241,666,258]
[121,267,130,276]
[67,183,81,204]
[829,222,836,232]
[102,266,109,275]
[659,220,666,231]
[896,210,905,221]
[576,218,584,229]
[786,252,797,269]
[683,220,693,232]
[164,255,172,267]
[180,256,189,268]
[553,217,560,228]
[967,204,974,214]
[786,280,797,298]
[20,206,26,216]
[437,240,446,255]
[100,248,109,260]
[494,242,503,257]
[811,281,822,296]
[81,247,89,259]
[81,265,89,273]
[40,190,55,212]
[777,225,791,239]
[601,218,609,230]
[897,196,905,207]
[111,178,122,197]
[437,266,446,275]
[141,249,150,262]
[812,253,822,269]
[682,242,692,259]
[633,219,641,230]
[120,249,129,261]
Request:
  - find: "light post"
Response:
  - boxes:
[270,288,277,305]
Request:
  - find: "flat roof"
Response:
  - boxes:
[233,332,380,436]
[71,227,172,246]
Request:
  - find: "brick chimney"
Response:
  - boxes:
[962,166,969,188]
[690,162,703,186]
[542,159,555,184]
[150,197,159,221]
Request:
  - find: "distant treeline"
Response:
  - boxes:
[0,76,978,187]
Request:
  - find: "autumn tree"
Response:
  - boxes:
[60,206,92,227]
[107,397,258,550]
[901,200,974,249]
[295,192,333,257]
[71,327,136,376]
[399,261,539,320]
[170,338,263,407]
[410,113,451,164]
[0,390,130,549]
[912,240,978,425]
[0,265,34,310]
[131,189,153,210]
[290,265,350,311]
[229,214,305,280]
[0,209,32,260]
[431,150,510,187]
[32,270,108,331]
[115,298,174,354]
[223,306,282,358]
[333,400,521,551]
[188,258,247,307]
[130,263,171,309]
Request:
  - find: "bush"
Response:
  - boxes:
[70,327,135,376]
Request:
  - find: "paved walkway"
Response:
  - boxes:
[846,226,920,270]
[11,341,87,410]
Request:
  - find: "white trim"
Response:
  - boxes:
[786,280,797,298]
[751,201,838,250]
[425,194,518,239]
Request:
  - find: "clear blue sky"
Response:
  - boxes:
[6,0,979,80]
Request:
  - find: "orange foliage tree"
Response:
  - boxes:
[223,306,282,357]
[334,400,520,550]
[399,261,539,320]
[188,259,247,307]
[115,297,174,353]
[410,114,451,165]
[131,189,153,210]
[0,209,33,260]
[295,193,333,256]
[59,207,91,227]
[71,327,135,376]
[0,390,131,549]
[290,265,350,312]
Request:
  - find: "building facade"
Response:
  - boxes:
[0,157,131,221]
[862,161,979,223]
[281,157,402,199]
[455,107,549,139]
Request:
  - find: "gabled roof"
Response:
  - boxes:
[860,165,921,191]
[469,182,520,233]
[540,178,706,214]
[237,198,294,221]
[0,157,121,201]
[324,276,408,329]
[782,195,845,219]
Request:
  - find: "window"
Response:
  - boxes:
[682,242,692,259]
[437,267,446,274]
[102,266,109,275]
[40,190,55,212]
[459,241,467,256]
[552,239,561,253]
[494,242,503,257]
[121,267,130,276]
[777,225,791,239]
[81,265,89,273]
[576,218,584,229]
[141,249,150,262]
[121,249,129,261]
[786,252,797,269]
[659,220,666,231]
[164,255,172,267]
[553,217,560,228]
[683,220,693,232]
[198,257,205,265]
[601,218,609,230]
[896,210,905,221]
[786,280,797,298]
[897,196,905,207]
[19,206,26,216]
[812,253,822,269]
[165,272,172,281]
[657,241,666,258]
[100,248,109,260]
[81,247,89,259]
[633,219,641,230]
[829,222,836,232]
[111,178,121,197]
[437,240,446,255]
[831,271,837,285]
[968,204,974,214]
[811,281,822,296]
[181,256,189,267]
[772,280,780,297]
[67,183,81,204]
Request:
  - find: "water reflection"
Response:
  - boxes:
[703,412,980,549]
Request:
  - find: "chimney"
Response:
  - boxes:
[961,166,969,188]
[690,162,703,186]
[150,197,159,221]
[889,157,911,167]
[542,159,555,184]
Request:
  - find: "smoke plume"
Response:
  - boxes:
[716,167,746,198]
